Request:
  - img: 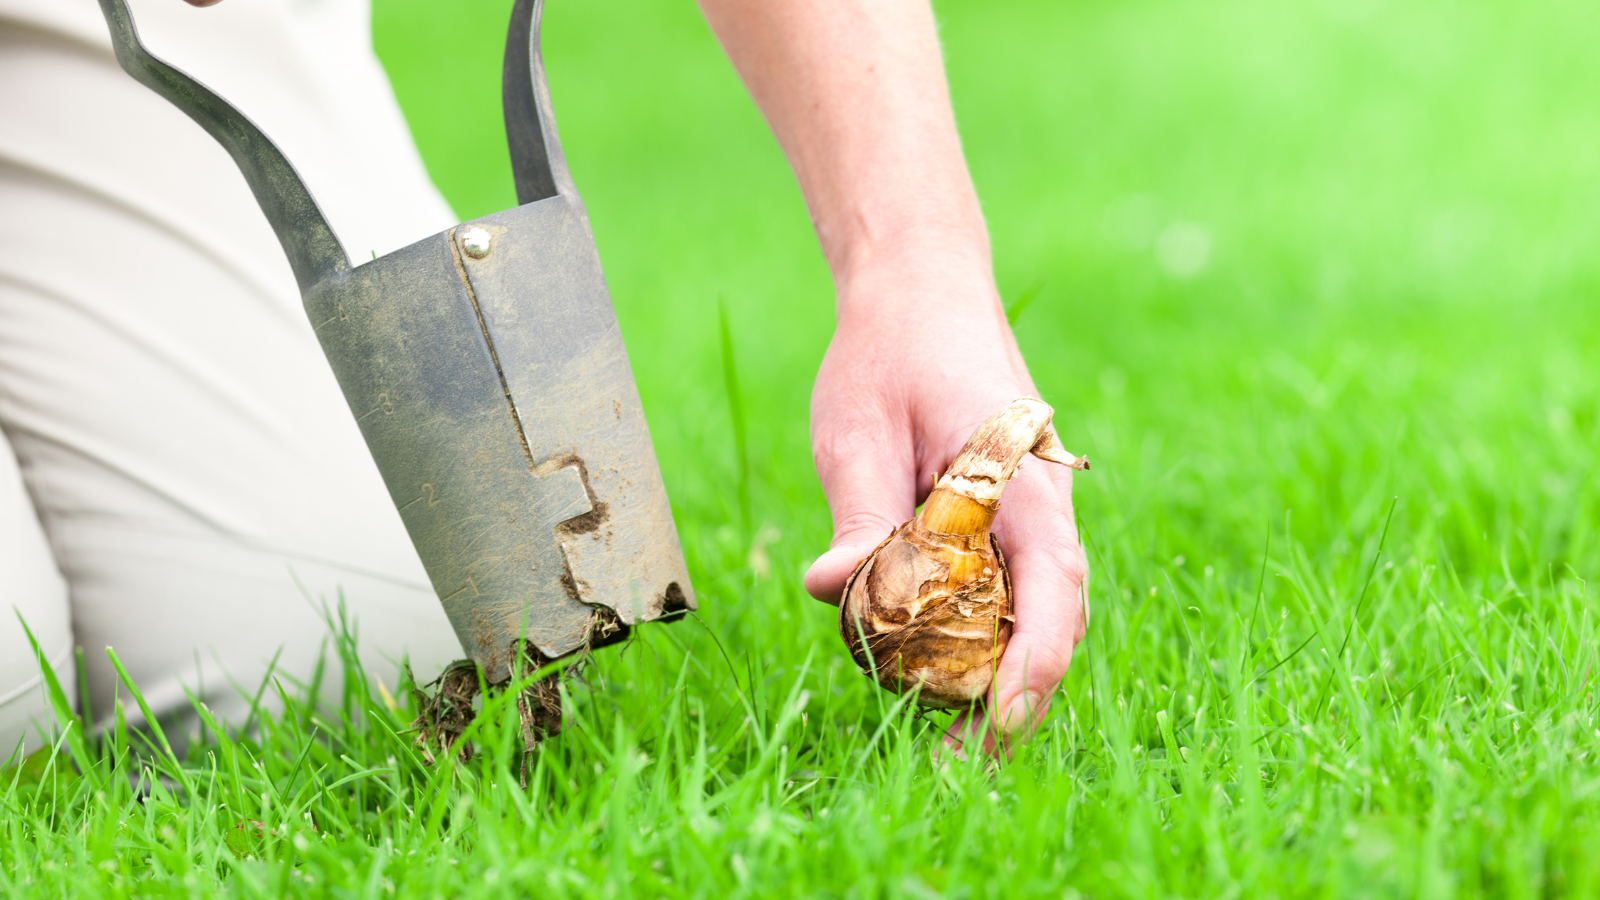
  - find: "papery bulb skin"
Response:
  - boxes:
[838,398,1088,709]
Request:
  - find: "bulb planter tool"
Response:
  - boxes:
[96,0,695,685]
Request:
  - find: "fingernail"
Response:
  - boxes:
[1001,690,1047,735]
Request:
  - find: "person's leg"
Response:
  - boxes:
[0,430,74,762]
[0,13,462,735]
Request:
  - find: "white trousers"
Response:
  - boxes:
[0,0,465,757]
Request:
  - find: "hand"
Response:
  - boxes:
[804,251,1089,752]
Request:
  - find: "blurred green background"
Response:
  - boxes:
[374,0,1600,585]
[363,0,1600,891]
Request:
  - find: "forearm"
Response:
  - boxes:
[695,0,997,316]
[703,2,1085,743]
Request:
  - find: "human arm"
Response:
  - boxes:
[695,0,1089,745]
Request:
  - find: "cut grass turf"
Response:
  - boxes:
[8,0,1600,895]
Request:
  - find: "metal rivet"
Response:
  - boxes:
[461,226,492,260]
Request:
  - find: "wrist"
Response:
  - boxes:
[823,207,991,288]
[833,242,1003,332]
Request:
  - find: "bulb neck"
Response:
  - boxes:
[918,487,996,536]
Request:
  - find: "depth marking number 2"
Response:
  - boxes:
[400,482,443,511]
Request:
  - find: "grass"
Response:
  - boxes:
[8,0,1600,895]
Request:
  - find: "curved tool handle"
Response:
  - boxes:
[503,0,575,205]
[97,0,350,293]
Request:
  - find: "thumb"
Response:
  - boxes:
[803,421,916,604]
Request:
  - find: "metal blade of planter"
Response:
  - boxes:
[97,0,694,683]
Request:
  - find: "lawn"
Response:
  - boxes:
[8,0,1600,895]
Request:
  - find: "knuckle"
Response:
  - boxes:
[811,404,897,473]
[1016,638,1074,687]
[832,510,900,545]
[1010,602,1084,677]
[1044,530,1089,580]
[1015,532,1089,588]
[1057,547,1090,590]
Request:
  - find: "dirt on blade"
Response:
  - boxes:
[409,606,625,764]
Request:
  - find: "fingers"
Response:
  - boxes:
[933,462,1085,757]
[989,463,1088,741]
[803,397,916,604]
